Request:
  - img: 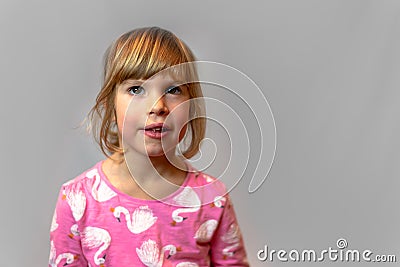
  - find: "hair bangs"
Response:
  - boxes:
[112,29,194,84]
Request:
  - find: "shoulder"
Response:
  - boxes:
[191,171,226,189]
[184,168,229,206]
[60,161,103,191]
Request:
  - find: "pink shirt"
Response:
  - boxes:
[49,161,249,266]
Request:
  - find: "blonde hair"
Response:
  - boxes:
[88,27,205,160]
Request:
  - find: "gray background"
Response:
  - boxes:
[1,0,399,266]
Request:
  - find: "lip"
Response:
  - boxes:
[142,122,170,139]
[143,122,169,131]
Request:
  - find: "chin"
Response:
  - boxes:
[146,151,166,158]
[145,147,176,159]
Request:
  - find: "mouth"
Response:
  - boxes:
[142,123,170,138]
[144,123,169,133]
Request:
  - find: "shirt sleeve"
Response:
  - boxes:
[209,194,249,266]
[49,185,88,267]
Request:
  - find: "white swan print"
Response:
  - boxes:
[211,196,226,208]
[65,187,86,221]
[176,263,199,267]
[86,168,117,202]
[68,224,80,239]
[203,174,215,183]
[50,211,58,232]
[136,239,177,267]
[112,205,157,234]
[171,187,201,225]
[194,219,218,243]
[221,223,240,244]
[221,223,241,258]
[222,243,240,258]
[81,226,111,266]
[62,179,75,187]
[49,240,77,267]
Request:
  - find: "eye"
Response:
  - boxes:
[128,85,145,95]
[165,86,182,95]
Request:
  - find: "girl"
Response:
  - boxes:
[49,26,249,267]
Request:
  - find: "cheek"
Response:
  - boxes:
[116,113,124,134]
[173,102,191,141]
[120,108,144,136]
[115,104,126,135]
[115,97,140,136]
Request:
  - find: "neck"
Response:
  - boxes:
[107,150,188,199]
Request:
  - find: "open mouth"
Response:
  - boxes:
[143,123,170,136]
[145,126,168,133]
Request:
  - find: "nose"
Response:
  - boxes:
[149,95,169,116]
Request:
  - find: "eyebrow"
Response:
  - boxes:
[121,79,144,85]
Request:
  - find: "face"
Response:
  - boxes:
[114,74,191,158]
